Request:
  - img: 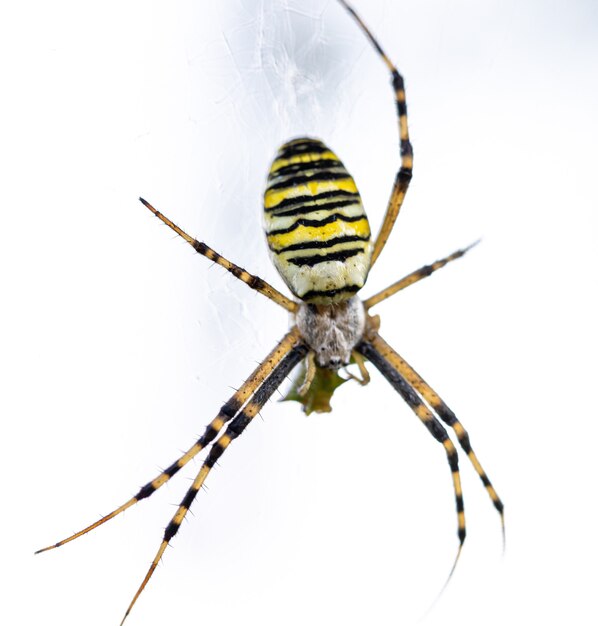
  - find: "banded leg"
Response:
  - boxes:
[35,327,302,555]
[140,197,297,313]
[119,342,308,625]
[369,333,504,534]
[356,339,466,563]
[338,0,413,267]
[364,241,480,310]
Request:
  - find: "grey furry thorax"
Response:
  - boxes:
[295,296,366,369]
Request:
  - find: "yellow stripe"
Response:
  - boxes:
[267,218,370,250]
[264,179,358,209]
[468,451,484,475]
[415,406,429,421]
[212,417,225,431]
[172,506,188,526]
[270,150,339,173]
[453,472,463,499]
[443,439,456,454]
[245,402,266,419]
[219,434,232,447]
[151,474,170,490]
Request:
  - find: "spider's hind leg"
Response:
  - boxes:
[35,327,302,555]
[370,333,504,538]
[356,337,467,569]
[119,341,308,625]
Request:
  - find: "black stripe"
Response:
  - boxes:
[301,285,360,301]
[268,212,366,236]
[277,140,328,159]
[457,432,472,454]
[286,247,364,267]
[164,519,180,542]
[272,234,370,254]
[357,341,453,448]
[392,71,405,93]
[267,171,351,191]
[357,339,469,544]
[203,343,308,470]
[227,411,253,438]
[268,198,361,219]
[429,418,449,445]
[392,71,408,118]
[159,343,307,544]
[205,440,227,469]
[221,399,242,419]
[271,158,342,178]
[265,189,360,212]
[447,450,459,472]
[136,483,156,500]
[180,486,200,510]
[133,405,235,501]
[429,400,477,455]
[162,461,181,478]
[193,240,209,255]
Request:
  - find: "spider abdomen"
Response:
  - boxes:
[264,137,372,304]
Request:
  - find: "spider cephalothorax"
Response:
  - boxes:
[296,297,366,368]
[37,2,504,624]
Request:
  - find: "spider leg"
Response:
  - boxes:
[356,338,466,564]
[140,198,297,313]
[346,350,370,386]
[298,351,316,396]
[35,327,302,555]
[369,333,504,537]
[337,0,413,267]
[364,241,480,310]
[118,341,308,625]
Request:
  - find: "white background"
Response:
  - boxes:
[2,1,598,625]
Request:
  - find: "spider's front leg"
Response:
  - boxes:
[140,198,298,313]
[338,0,413,267]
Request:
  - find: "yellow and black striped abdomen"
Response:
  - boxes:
[264,138,372,304]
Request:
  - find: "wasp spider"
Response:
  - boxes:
[37,1,504,622]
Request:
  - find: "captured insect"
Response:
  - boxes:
[37,1,504,623]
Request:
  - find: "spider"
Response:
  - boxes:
[37,1,504,623]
